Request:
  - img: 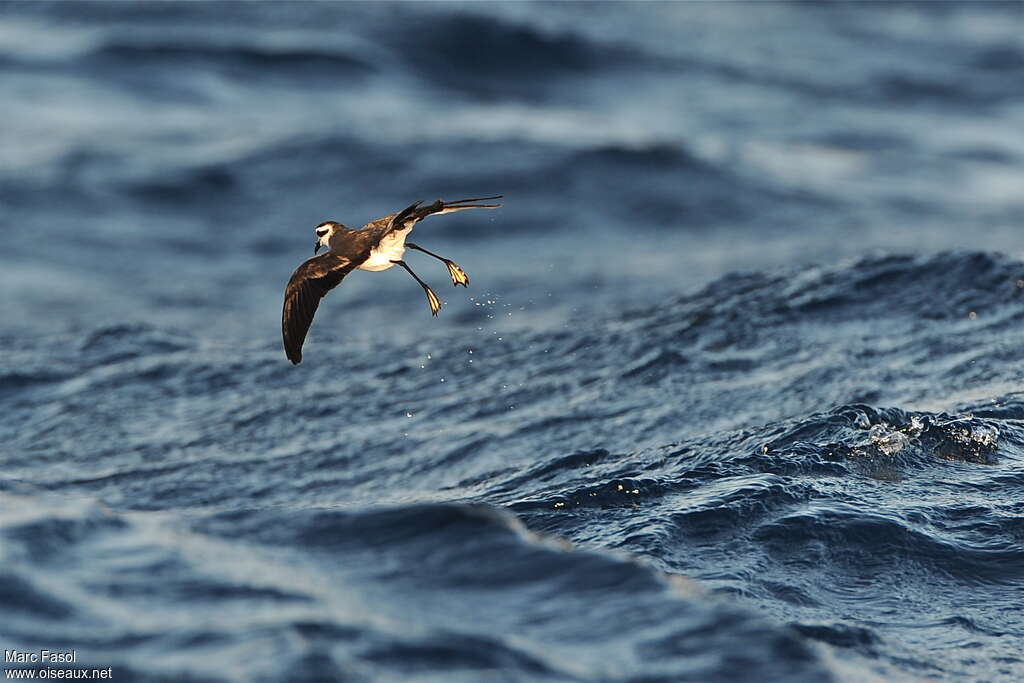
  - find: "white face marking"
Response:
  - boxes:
[315,224,333,248]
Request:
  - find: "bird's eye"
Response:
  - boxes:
[316,229,328,237]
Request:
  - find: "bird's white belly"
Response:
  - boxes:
[358,228,410,272]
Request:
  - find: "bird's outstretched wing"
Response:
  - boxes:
[385,195,503,234]
[282,252,359,364]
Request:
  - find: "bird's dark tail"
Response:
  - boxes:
[390,196,503,230]
[444,195,504,206]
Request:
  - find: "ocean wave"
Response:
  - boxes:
[5,1,1024,678]
[79,323,195,366]
[390,12,651,101]
[88,41,373,75]
[968,43,1024,72]
[2,495,834,682]
[5,241,1024,681]
[687,252,1023,325]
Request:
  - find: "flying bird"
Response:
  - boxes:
[282,196,502,364]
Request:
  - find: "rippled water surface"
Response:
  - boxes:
[3,2,1024,681]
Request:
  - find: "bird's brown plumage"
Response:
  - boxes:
[281,252,362,364]
[282,196,502,364]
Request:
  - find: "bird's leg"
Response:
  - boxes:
[406,242,470,287]
[391,260,442,316]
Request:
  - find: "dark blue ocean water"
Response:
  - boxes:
[3,2,1024,681]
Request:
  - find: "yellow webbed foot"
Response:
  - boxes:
[424,286,442,316]
[445,260,469,287]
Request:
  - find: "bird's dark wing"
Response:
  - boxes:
[383,195,503,235]
[282,252,359,364]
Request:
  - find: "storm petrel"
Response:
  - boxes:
[281,196,502,364]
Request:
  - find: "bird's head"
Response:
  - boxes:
[314,221,344,254]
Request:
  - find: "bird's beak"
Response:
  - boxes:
[314,242,322,255]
